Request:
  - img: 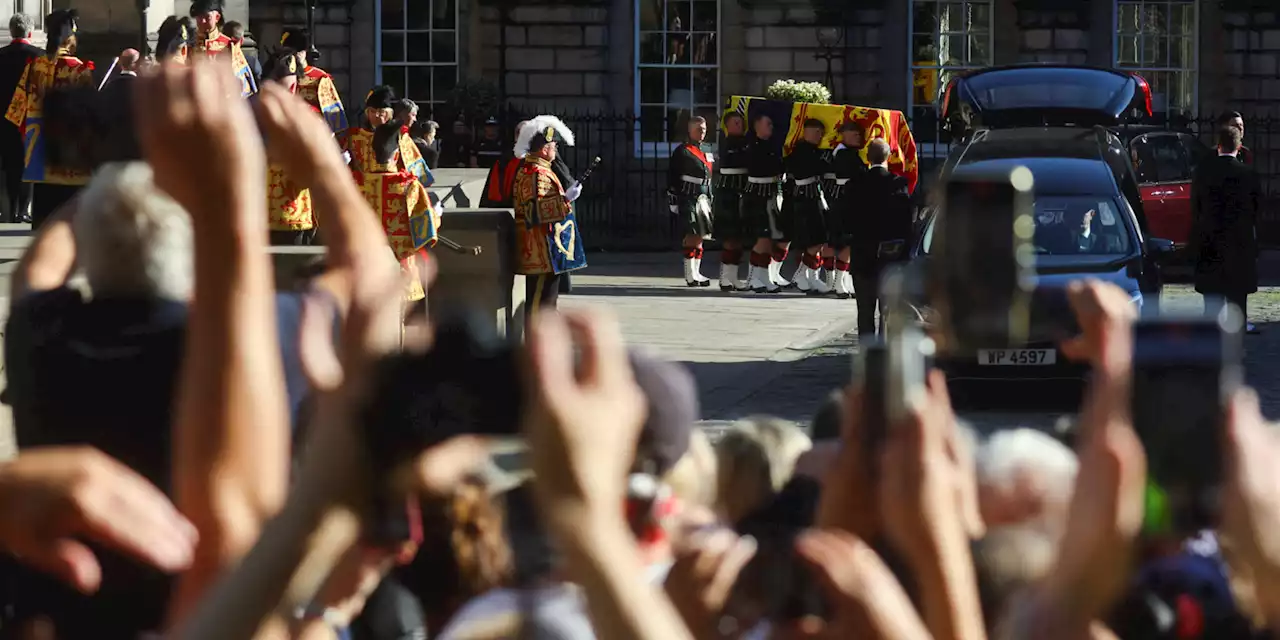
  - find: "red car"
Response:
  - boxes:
[1114,124,1209,258]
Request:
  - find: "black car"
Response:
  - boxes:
[907,137,1175,384]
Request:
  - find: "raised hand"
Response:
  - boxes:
[0,447,197,593]
[133,60,265,231]
[1221,388,1280,618]
[521,308,647,529]
[253,82,346,187]
[663,528,758,639]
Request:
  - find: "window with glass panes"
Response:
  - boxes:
[635,0,719,154]
[1115,1,1197,117]
[378,0,458,108]
[908,0,992,151]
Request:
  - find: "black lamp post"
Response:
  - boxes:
[305,0,320,65]
[814,26,845,97]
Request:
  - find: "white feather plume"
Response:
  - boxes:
[513,114,575,157]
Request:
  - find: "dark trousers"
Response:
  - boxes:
[30,184,79,231]
[854,271,881,336]
[525,272,562,324]
[0,125,29,222]
[269,229,316,246]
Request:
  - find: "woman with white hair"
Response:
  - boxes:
[713,416,812,525]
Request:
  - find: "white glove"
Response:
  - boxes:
[435,200,447,215]
[565,181,583,203]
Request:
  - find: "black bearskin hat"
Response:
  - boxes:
[365,85,396,111]
[189,0,224,18]
[261,48,303,84]
[372,121,405,166]
[45,9,78,55]
[280,27,310,52]
[156,16,196,60]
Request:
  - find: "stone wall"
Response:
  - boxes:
[1014,6,1089,64]
[477,2,612,112]
[723,6,887,107]
[249,0,356,109]
[1220,10,1280,119]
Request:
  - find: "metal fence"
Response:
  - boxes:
[477,108,1280,251]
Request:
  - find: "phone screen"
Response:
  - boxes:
[856,340,888,454]
[937,175,1035,349]
[1131,318,1239,535]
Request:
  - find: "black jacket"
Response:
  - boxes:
[0,40,40,114]
[1191,154,1260,295]
[852,165,912,274]
[98,73,141,164]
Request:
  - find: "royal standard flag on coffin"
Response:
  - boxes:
[722,96,920,194]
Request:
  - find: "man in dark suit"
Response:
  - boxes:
[1219,111,1252,165]
[0,15,41,222]
[851,138,912,337]
[1191,125,1261,334]
[98,50,141,164]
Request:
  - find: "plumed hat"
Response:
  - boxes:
[513,114,575,158]
[280,27,310,52]
[372,121,405,166]
[261,47,303,84]
[365,85,396,110]
[189,0,224,18]
[45,9,78,54]
[156,16,196,61]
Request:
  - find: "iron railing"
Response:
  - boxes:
[459,108,1280,251]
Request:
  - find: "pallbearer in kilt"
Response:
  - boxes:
[714,110,749,291]
[825,121,868,299]
[261,48,316,246]
[5,9,94,230]
[668,116,714,287]
[280,28,348,135]
[742,113,787,293]
[512,115,587,322]
[784,119,831,294]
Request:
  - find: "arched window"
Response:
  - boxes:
[635,0,719,156]
[377,0,459,110]
[1115,0,1197,118]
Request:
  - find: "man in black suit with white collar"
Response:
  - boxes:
[1191,125,1261,334]
[851,138,912,337]
[0,15,42,222]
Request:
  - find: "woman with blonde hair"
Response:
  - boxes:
[713,416,812,525]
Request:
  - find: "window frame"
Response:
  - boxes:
[1112,0,1199,118]
[374,0,461,108]
[633,0,722,158]
[906,0,994,159]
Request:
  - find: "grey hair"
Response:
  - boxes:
[73,162,194,301]
[867,138,892,164]
[8,14,32,40]
[976,428,1077,504]
[714,416,812,523]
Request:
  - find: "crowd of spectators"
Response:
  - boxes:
[3,60,1280,640]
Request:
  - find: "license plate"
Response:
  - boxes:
[977,349,1056,365]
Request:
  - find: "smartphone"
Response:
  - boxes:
[887,325,936,425]
[725,476,826,625]
[361,311,524,469]
[855,338,888,454]
[932,168,1038,351]
[1131,310,1243,536]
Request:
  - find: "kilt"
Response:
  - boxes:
[742,192,781,241]
[786,196,827,248]
[827,191,854,248]
[713,187,744,240]
[674,194,714,239]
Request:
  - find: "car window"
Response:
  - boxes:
[1178,133,1209,173]
[923,196,1132,257]
[1129,134,1193,183]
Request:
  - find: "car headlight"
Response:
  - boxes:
[1130,291,1144,308]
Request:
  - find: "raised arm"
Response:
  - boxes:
[10,196,79,300]
[135,62,291,626]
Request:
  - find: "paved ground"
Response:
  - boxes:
[564,253,1280,440]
